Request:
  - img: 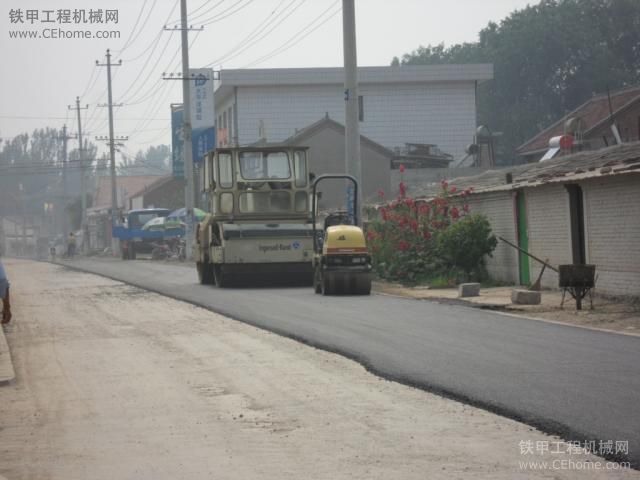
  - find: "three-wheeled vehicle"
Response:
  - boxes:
[114,208,178,260]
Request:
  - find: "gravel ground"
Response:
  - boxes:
[1,258,637,479]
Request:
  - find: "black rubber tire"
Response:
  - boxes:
[214,265,228,288]
[314,267,323,294]
[206,264,215,285]
[197,262,206,284]
[197,262,215,285]
[321,274,334,295]
[356,276,372,295]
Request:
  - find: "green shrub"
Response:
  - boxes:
[435,214,497,281]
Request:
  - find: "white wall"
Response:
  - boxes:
[223,81,477,160]
[525,184,573,289]
[468,176,640,297]
[464,192,520,284]
[582,175,640,296]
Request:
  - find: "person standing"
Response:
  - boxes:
[0,259,11,324]
[67,232,76,258]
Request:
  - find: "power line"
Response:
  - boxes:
[242,1,341,68]
[203,0,303,68]
[187,0,221,19]
[168,0,226,25]
[135,126,172,145]
[80,65,99,98]
[119,31,175,103]
[116,0,158,55]
[127,30,202,137]
[198,0,256,26]
[120,41,183,107]
[114,0,149,53]
[121,0,179,63]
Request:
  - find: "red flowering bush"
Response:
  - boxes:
[367,180,495,284]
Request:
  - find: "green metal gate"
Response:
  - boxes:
[516,192,530,285]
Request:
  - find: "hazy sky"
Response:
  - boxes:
[0,0,534,158]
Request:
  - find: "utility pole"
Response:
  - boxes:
[96,49,123,255]
[163,0,202,259]
[61,125,68,237]
[342,0,362,225]
[60,125,77,237]
[68,97,89,246]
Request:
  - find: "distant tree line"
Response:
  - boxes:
[392,0,640,163]
[0,127,170,227]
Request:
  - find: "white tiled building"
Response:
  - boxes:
[214,65,493,160]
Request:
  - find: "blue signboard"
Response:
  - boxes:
[193,126,215,164]
[171,105,184,178]
[190,68,215,163]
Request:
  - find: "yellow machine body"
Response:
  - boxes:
[314,224,372,295]
[322,225,369,255]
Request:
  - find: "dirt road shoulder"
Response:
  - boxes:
[1,259,637,479]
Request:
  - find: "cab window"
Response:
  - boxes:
[218,153,233,188]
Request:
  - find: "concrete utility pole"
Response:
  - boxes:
[68,98,88,243]
[164,0,195,258]
[162,0,203,258]
[96,49,123,255]
[179,0,195,258]
[60,124,76,236]
[342,0,362,225]
[61,125,68,236]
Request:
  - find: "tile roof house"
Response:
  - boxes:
[409,142,640,296]
[517,86,640,162]
[284,116,393,208]
[87,175,164,252]
[92,175,163,211]
[128,175,185,211]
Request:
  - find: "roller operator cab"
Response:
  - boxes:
[195,145,315,287]
[311,175,373,295]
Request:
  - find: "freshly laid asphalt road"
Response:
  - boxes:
[64,258,640,466]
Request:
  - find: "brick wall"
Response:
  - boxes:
[525,184,573,289]
[464,192,520,284]
[468,175,640,296]
[582,175,640,296]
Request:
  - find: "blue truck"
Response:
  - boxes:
[113,208,184,260]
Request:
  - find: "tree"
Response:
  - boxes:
[0,128,99,233]
[395,0,640,163]
[436,214,498,281]
[119,145,171,176]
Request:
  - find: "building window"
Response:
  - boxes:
[358,95,364,122]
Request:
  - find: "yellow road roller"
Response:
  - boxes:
[311,174,372,295]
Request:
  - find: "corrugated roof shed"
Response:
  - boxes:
[413,141,640,199]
